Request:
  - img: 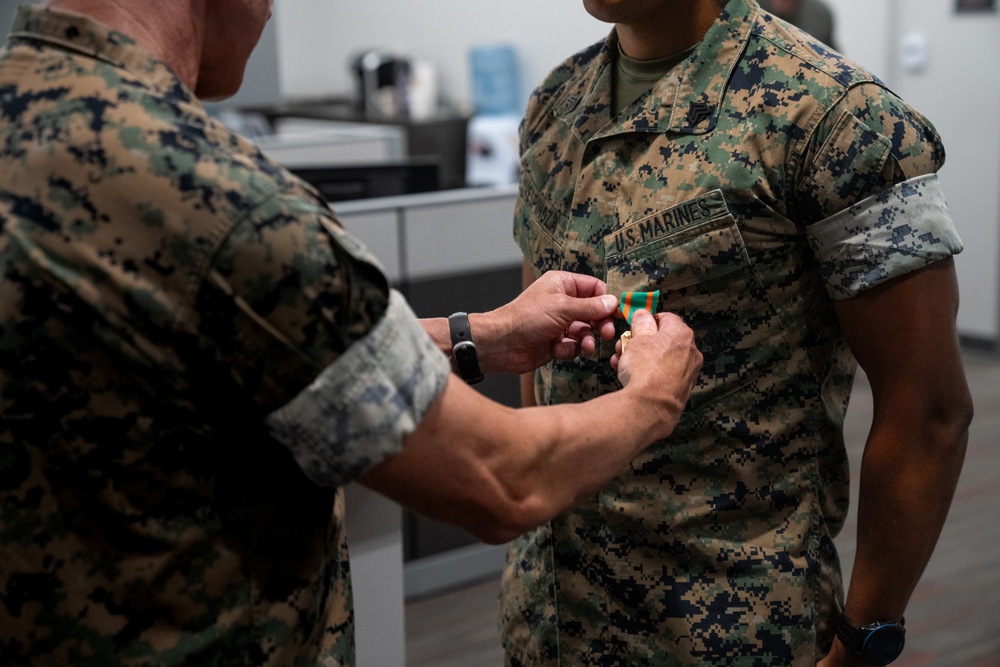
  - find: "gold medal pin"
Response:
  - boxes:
[619,330,632,352]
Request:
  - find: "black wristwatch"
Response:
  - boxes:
[837,615,906,665]
[448,312,483,385]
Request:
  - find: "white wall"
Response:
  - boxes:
[272,0,891,110]
[825,0,893,79]
[885,0,1000,341]
[273,0,610,109]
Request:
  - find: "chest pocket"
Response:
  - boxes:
[604,190,790,406]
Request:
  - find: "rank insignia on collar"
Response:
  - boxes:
[686,101,712,127]
[562,93,582,115]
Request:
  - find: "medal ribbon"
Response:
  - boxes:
[619,290,660,325]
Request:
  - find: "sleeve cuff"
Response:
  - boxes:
[806,174,964,300]
[266,289,452,487]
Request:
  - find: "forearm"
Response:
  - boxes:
[827,259,973,664]
[394,300,698,544]
[842,408,969,624]
[501,385,682,523]
[360,375,684,544]
[420,316,452,359]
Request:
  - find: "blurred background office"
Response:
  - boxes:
[244,0,1000,354]
[759,0,838,50]
[3,1,998,665]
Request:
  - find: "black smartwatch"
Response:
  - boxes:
[837,615,906,666]
[448,312,483,385]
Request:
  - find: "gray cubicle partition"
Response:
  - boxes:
[335,186,523,601]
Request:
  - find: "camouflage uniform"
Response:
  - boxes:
[0,7,449,666]
[500,0,962,664]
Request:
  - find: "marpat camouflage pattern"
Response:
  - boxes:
[500,0,962,665]
[1,6,449,665]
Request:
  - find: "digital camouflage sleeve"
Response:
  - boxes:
[0,6,448,665]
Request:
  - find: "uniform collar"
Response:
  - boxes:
[9,5,189,98]
[555,0,761,140]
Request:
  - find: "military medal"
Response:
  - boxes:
[618,290,660,352]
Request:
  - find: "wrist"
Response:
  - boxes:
[615,383,682,444]
[828,635,868,667]
[448,312,484,384]
[467,311,505,374]
[423,317,453,358]
[836,614,906,666]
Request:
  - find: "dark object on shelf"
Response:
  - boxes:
[251,98,470,191]
[291,160,441,202]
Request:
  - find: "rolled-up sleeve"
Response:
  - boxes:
[805,174,964,300]
[266,289,452,487]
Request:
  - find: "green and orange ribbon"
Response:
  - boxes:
[619,290,660,325]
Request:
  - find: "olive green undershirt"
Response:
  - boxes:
[612,43,697,116]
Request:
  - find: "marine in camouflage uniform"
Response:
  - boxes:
[500,0,963,664]
[0,6,449,665]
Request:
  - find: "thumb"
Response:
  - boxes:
[578,293,619,320]
[629,308,657,335]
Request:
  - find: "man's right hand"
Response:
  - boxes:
[363,305,703,544]
[612,309,702,431]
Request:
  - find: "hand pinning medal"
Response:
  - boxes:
[618,290,660,352]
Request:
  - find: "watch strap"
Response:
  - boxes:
[837,615,906,666]
[837,616,865,654]
[448,312,483,384]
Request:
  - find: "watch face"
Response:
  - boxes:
[864,625,905,665]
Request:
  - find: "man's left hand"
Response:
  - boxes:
[473,270,618,374]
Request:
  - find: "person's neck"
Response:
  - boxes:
[42,0,204,90]
[616,0,721,61]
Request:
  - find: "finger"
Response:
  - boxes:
[561,272,609,299]
[630,308,657,335]
[594,317,617,341]
[563,321,605,354]
[550,338,581,360]
[565,320,594,340]
[654,311,686,330]
[577,328,598,356]
[553,293,618,329]
[609,336,623,370]
[584,294,619,320]
[552,323,598,357]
